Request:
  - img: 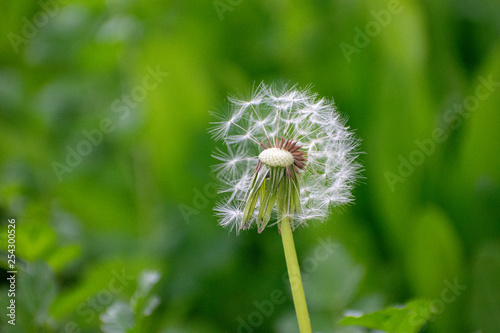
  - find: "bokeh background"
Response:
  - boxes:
[1,1,500,332]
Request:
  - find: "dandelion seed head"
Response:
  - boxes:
[259,148,294,168]
[210,82,361,233]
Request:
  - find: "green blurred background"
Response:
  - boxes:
[1,0,499,332]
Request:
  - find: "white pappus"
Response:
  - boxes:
[210,82,361,233]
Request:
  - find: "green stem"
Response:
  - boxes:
[280,217,312,333]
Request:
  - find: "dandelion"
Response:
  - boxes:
[210,83,361,333]
[211,83,361,232]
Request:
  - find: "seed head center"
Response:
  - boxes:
[259,148,294,167]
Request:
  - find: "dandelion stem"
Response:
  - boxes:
[280,217,312,333]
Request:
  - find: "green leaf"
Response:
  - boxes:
[340,299,435,333]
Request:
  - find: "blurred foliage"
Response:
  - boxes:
[1,0,499,332]
[340,299,436,333]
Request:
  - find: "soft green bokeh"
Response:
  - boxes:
[1,1,499,332]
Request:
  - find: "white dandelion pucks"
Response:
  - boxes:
[210,83,361,232]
